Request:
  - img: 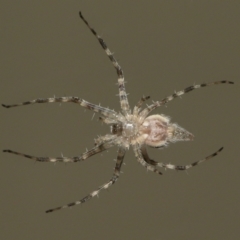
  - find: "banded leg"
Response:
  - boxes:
[79,12,131,115]
[155,147,223,171]
[46,146,125,213]
[133,145,162,175]
[98,115,119,125]
[133,96,150,116]
[140,80,234,118]
[2,96,118,119]
[94,134,117,146]
[140,146,160,166]
[3,138,116,163]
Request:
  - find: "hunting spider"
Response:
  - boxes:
[2,12,233,213]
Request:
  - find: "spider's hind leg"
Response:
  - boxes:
[156,147,224,171]
[133,96,150,116]
[140,145,159,166]
[140,80,234,118]
[133,145,162,175]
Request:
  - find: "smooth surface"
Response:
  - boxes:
[1,1,239,240]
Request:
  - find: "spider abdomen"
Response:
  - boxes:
[141,114,169,147]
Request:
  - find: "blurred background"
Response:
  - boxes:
[1,1,239,240]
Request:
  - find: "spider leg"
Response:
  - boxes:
[46,146,125,213]
[133,145,162,175]
[140,145,159,166]
[140,80,234,118]
[3,138,116,163]
[2,96,118,119]
[99,115,119,125]
[94,134,117,146]
[79,12,131,116]
[156,147,223,171]
[133,96,150,116]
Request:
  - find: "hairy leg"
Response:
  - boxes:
[133,145,162,175]
[79,12,131,115]
[140,80,234,118]
[46,146,125,213]
[2,96,118,119]
[3,138,116,163]
[154,147,223,170]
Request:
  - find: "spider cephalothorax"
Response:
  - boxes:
[2,12,233,213]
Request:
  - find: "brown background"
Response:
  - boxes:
[1,1,239,240]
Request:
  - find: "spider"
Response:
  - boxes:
[2,12,233,213]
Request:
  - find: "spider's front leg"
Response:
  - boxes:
[46,146,125,213]
[2,96,118,119]
[3,138,116,163]
[79,12,131,115]
[2,96,83,108]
